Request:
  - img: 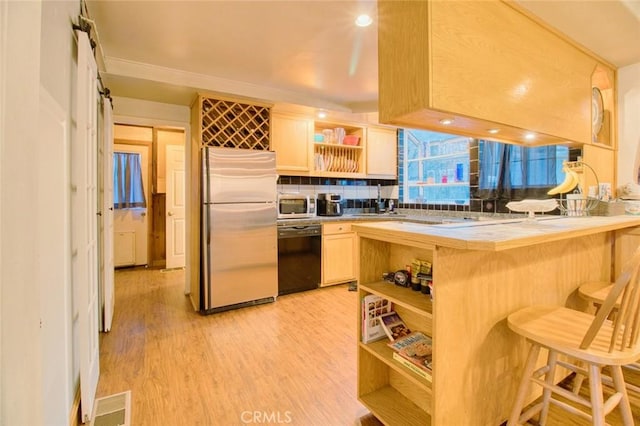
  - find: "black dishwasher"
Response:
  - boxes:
[277,224,321,295]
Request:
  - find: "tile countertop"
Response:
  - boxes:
[276,210,521,227]
[351,215,640,252]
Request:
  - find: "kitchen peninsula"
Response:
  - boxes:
[354,216,640,425]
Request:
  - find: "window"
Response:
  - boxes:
[400,129,471,205]
[113,152,146,209]
[477,140,569,200]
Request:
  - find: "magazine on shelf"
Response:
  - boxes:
[392,352,432,381]
[379,311,412,341]
[388,332,433,373]
[361,294,392,343]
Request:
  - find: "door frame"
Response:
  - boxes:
[114,115,191,294]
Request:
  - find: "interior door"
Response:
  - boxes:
[166,144,186,269]
[74,29,100,423]
[102,97,115,331]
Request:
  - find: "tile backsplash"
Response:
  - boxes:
[277,176,398,209]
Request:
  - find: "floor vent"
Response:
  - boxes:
[90,391,131,426]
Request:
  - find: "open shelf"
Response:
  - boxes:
[360,281,433,318]
[358,237,435,424]
[408,152,468,162]
[359,386,432,426]
[360,340,432,387]
[314,142,362,150]
[414,182,468,187]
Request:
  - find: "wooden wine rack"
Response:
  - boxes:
[199,97,271,150]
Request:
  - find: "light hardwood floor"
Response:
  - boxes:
[97,267,640,426]
[96,267,373,426]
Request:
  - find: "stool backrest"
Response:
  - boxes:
[580,246,640,352]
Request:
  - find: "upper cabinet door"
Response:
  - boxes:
[378,0,601,146]
[366,127,397,179]
[271,113,313,173]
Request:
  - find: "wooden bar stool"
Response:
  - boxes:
[507,248,640,425]
[578,278,640,395]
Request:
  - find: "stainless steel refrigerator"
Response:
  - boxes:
[201,147,278,313]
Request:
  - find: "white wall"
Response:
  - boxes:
[113,96,190,126]
[1,1,45,425]
[617,62,640,187]
[1,1,79,424]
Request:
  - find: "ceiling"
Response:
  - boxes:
[85,0,640,114]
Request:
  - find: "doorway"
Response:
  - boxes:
[113,142,150,267]
[112,124,186,269]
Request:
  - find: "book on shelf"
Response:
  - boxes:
[388,332,433,374]
[392,352,432,381]
[379,311,412,341]
[361,294,392,343]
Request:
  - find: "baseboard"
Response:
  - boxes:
[69,385,81,426]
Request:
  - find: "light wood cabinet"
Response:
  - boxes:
[270,113,313,173]
[354,219,627,425]
[377,0,599,146]
[582,143,616,196]
[366,127,397,179]
[312,122,365,177]
[591,63,616,148]
[189,94,272,309]
[321,222,357,286]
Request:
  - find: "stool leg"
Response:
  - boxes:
[588,363,605,426]
[508,343,541,426]
[539,349,558,426]
[572,360,587,395]
[611,365,633,426]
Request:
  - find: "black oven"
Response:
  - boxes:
[277,224,321,295]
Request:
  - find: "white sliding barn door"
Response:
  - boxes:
[102,97,115,331]
[73,29,100,423]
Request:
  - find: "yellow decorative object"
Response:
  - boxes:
[547,165,579,195]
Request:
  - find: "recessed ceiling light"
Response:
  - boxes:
[439,118,454,125]
[355,14,373,27]
[524,132,536,141]
[488,128,500,134]
[317,110,327,119]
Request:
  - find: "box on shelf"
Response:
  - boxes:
[342,135,360,146]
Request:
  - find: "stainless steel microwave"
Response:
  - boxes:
[277,193,316,219]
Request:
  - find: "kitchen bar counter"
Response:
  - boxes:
[352,215,640,251]
[277,212,489,227]
[354,215,640,425]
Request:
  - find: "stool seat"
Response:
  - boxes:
[578,281,618,307]
[508,305,640,366]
